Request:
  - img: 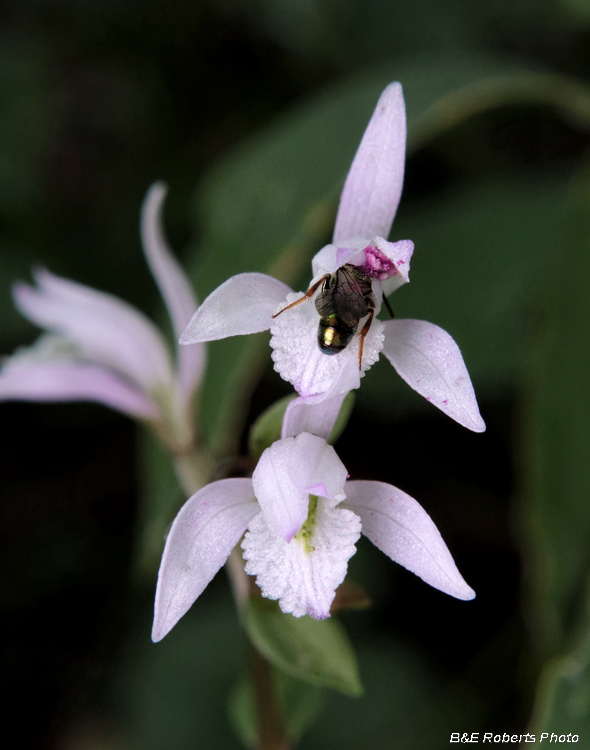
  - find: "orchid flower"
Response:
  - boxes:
[180,82,485,433]
[0,183,205,451]
[151,403,474,642]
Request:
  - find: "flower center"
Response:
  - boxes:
[294,494,319,554]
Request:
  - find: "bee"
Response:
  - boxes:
[273,264,393,367]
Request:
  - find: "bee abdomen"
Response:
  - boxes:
[317,316,356,354]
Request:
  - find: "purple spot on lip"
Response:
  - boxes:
[397,259,405,265]
[442,399,448,405]
[426,397,431,402]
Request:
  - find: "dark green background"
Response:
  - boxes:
[2,0,590,747]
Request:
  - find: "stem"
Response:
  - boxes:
[172,442,212,497]
[170,442,290,750]
[250,643,291,750]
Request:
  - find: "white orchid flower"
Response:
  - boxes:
[180,83,485,433]
[151,403,474,642]
[0,184,205,449]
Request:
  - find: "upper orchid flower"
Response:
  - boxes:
[0,184,205,450]
[151,402,474,642]
[180,83,485,433]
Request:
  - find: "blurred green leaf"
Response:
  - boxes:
[304,636,482,749]
[113,589,243,750]
[248,394,296,460]
[243,597,362,696]
[519,168,590,652]
[530,640,590,737]
[228,669,323,748]
[528,581,590,737]
[190,55,590,454]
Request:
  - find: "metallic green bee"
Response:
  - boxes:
[273,264,391,367]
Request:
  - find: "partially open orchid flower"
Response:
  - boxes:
[180,83,485,433]
[151,421,474,641]
[0,184,205,450]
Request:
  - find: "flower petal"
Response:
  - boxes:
[287,432,348,501]
[311,238,368,278]
[0,358,159,419]
[333,82,407,243]
[281,392,346,441]
[381,319,486,432]
[252,437,310,542]
[180,273,292,344]
[270,292,383,399]
[141,183,205,399]
[152,478,259,642]
[13,269,174,392]
[343,480,475,601]
[252,433,346,542]
[141,183,198,341]
[242,497,361,619]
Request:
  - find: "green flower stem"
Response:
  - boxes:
[250,641,291,750]
[171,442,212,498]
[169,441,289,750]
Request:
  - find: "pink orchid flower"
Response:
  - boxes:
[180,83,485,433]
[151,402,474,642]
[0,184,205,447]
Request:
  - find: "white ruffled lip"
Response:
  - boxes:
[269,290,384,402]
[242,497,362,619]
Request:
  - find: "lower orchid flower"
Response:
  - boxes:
[0,183,205,450]
[179,82,485,433]
[151,414,474,642]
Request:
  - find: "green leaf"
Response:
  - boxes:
[243,597,363,696]
[248,394,296,460]
[228,669,324,748]
[305,635,482,749]
[112,589,245,750]
[190,55,590,454]
[528,584,590,737]
[519,167,590,652]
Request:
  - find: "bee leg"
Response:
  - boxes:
[272,274,330,318]
[358,308,375,369]
[382,293,394,319]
